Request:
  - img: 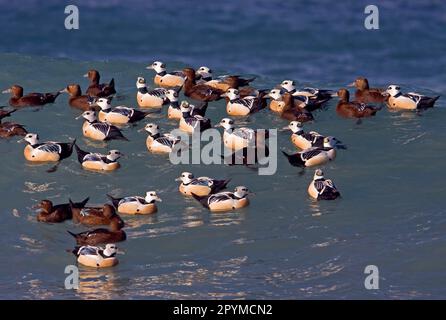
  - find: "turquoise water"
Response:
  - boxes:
[0,0,445,299]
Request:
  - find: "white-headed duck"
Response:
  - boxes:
[384,85,440,110]
[108,191,161,215]
[222,88,267,116]
[175,172,230,196]
[76,110,128,141]
[308,169,341,200]
[284,121,346,150]
[146,61,185,88]
[191,186,251,212]
[22,133,75,162]
[72,243,119,268]
[216,117,268,151]
[94,97,149,124]
[282,137,336,168]
[179,101,211,134]
[74,144,122,171]
[136,77,168,108]
[142,123,188,154]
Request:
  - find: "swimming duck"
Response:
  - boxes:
[195,66,256,92]
[136,77,168,108]
[383,85,440,110]
[94,97,149,124]
[76,110,128,141]
[280,80,333,99]
[74,144,122,171]
[71,201,124,226]
[146,61,185,88]
[222,88,267,116]
[34,197,89,223]
[165,89,182,119]
[107,191,161,215]
[84,70,116,98]
[175,172,230,196]
[282,137,336,168]
[165,89,208,120]
[143,123,187,154]
[60,84,97,111]
[279,80,333,110]
[336,89,381,121]
[273,93,314,122]
[191,186,251,212]
[308,169,341,200]
[182,68,224,101]
[216,118,268,151]
[267,88,310,112]
[179,101,211,134]
[21,133,75,162]
[2,85,60,108]
[0,108,27,138]
[284,121,346,150]
[68,218,126,245]
[348,77,385,104]
[72,243,119,268]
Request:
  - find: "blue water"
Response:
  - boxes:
[0,0,445,299]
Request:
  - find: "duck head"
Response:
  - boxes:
[175,172,194,184]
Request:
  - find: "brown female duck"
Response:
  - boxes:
[276,93,314,122]
[67,218,126,245]
[60,84,98,111]
[70,201,124,226]
[2,85,60,107]
[348,77,385,103]
[34,197,89,223]
[0,108,27,138]
[336,88,381,120]
[84,70,116,97]
[182,68,224,101]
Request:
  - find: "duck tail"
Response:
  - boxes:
[0,109,16,121]
[190,193,209,209]
[106,194,120,208]
[74,144,88,163]
[67,230,77,238]
[77,197,89,208]
[108,78,115,89]
[281,150,291,159]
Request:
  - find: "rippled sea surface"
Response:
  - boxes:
[0,0,445,299]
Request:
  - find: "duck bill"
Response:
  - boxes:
[83,73,89,78]
[214,124,222,128]
[75,115,84,120]
[331,92,339,97]
[282,126,291,130]
[155,197,162,202]
[2,88,11,94]
[145,65,154,70]
[59,88,69,94]
[381,92,390,97]
[174,177,182,181]
[137,128,146,133]
[220,93,227,98]
[347,82,355,87]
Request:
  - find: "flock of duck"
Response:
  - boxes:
[1,61,440,268]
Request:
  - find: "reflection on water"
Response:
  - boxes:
[210,211,246,227]
[77,267,121,300]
